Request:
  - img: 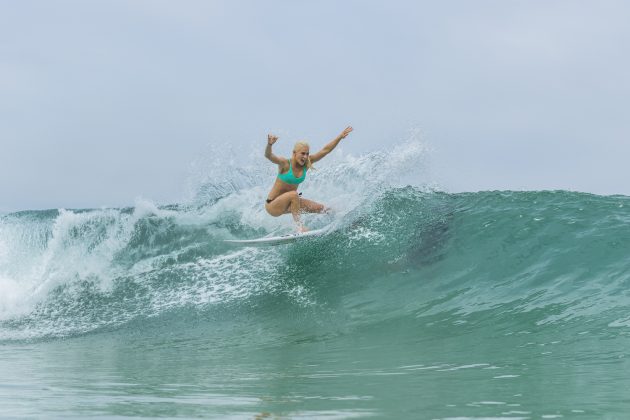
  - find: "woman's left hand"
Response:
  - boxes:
[339,126,353,139]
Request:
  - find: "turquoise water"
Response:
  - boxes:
[2,148,630,418]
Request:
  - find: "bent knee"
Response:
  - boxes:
[264,204,282,217]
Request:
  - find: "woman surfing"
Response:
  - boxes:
[264,126,353,232]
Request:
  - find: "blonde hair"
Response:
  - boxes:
[293,141,314,170]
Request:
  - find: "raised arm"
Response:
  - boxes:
[264,134,286,165]
[310,126,353,163]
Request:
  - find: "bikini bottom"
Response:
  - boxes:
[266,192,302,204]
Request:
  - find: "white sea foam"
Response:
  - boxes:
[0,137,432,337]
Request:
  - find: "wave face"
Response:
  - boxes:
[1,168,629,342]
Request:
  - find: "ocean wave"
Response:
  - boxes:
[1,141,629,341]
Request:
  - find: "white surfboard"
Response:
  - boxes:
[224,227,329,247]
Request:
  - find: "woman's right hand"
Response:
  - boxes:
[267,134,278,145]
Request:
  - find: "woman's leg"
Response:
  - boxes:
[265,191,304,228]
[299,198,329,214]
[265,193,328,231]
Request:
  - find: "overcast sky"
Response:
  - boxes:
[1,0,628,212]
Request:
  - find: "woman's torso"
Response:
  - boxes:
[267,160,306,200]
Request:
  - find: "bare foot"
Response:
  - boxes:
[297,225,309,233]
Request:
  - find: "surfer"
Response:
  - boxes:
[265,126,353,232]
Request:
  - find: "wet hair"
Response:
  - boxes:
[293,141,313,170]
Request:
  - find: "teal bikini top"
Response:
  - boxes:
[277,159,307,185]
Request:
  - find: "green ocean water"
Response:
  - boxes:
[2,176,630,418]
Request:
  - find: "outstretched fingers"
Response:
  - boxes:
[340,126,353,138]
